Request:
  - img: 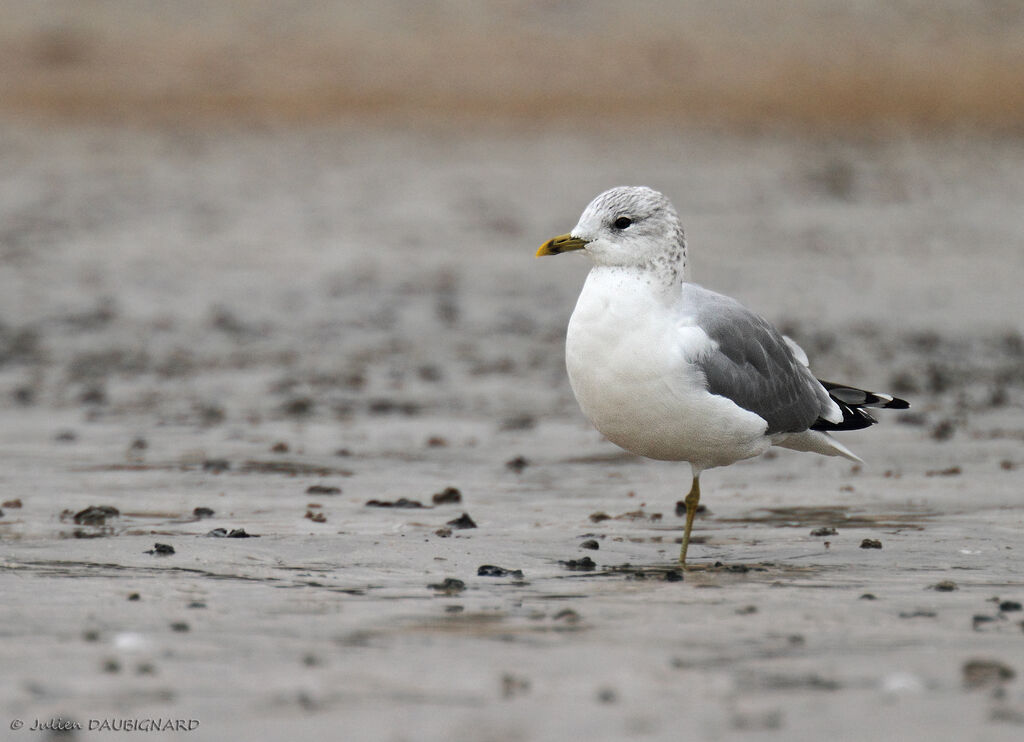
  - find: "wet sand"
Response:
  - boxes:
[2,121,1024,741]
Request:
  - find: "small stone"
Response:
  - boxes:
[477,564,523,578]
[428,577,466,594]
[560,557,597,571]
[434,527,452,538]
[365,498,424,508]
[810,527,838,537]
[553,609,581,623]
[505,455,529,473]
[579,539,600,550]
[193,507,215,518]
[2,499,22,508]
[447,513,477,529]
[860,539,883,549]
[206,528,228,537]
[736,605,758,615]
[74,505,120,526]
[226,528,254,537]
[860,593,877,600]
[589,512,611,523]
[306,484,341,495]
[963,659,1015,689]
[973,614,997,630]
[999,600,1023,612]
[170,622,189,633]
[932,580,958,592]
[202,458,231,473]
[147,543,175,555]
[305,511,327,523]
[271,441,290,453]
[663,570,684,582]
[431,487,462,504]
[127,593,140,601]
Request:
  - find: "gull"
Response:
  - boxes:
[537,186,908,566]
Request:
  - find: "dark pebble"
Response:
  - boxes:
[2,499,22,508]
[674,501,708,517]
[736,605,758,615]
[206,528,227,537]
[713,562,750,573]
[170,622,189,633]
[589,512,611,523]
[227,528,254,537]
[306,484,341,495]
[74,505,120,526]
[203,458,231,473]
[147,543,175,555]
[505,456,529,473]
[187,601,207,609]
[127,593,140,601]
[365,498,424,508]
[193,507,215,518]
[447,513,477,529]
[579,539,600,550]
[551,609,581,625]
[428,577,466,594]
[973,614,997,630]
[963,659,1016,689]
[477,564,524,578]
[932,580,958,592]
[305,510,327,523]
[860,539,883,549]
[664,569,684,582]
[55,429,78,442]
[271,441,290,453]
[810,527,838,537]
[860,594,877,600]
[899,610,936,618]
[434,527,452,538]
[560,557,597,571]
[432,487,462,505]
[1000,600,1023,612]
[130,437,148,451]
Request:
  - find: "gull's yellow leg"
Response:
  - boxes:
[679,476,701,567]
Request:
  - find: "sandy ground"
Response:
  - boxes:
[2,120,1024,741]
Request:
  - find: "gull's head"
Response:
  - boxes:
[537,186,687,276]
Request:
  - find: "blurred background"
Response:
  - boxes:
[3,0,1023,129]
[1,0,1022,423]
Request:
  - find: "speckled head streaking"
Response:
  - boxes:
[538,186,688,283]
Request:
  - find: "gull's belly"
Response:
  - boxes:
[564,279,769,468]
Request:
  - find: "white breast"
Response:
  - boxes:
[564,268,770,469]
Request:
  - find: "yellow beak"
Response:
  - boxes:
[536,233,588,257]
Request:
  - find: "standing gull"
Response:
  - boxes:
[537,186,908,566]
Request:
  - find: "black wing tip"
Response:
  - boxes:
[812,380,909,432]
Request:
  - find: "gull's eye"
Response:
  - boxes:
[613,216,632,230]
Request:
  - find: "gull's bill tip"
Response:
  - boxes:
[537,234,587,257]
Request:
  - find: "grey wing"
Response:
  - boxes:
[691,290,833,434]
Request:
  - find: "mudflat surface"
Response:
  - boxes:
[2,121,1024,741]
